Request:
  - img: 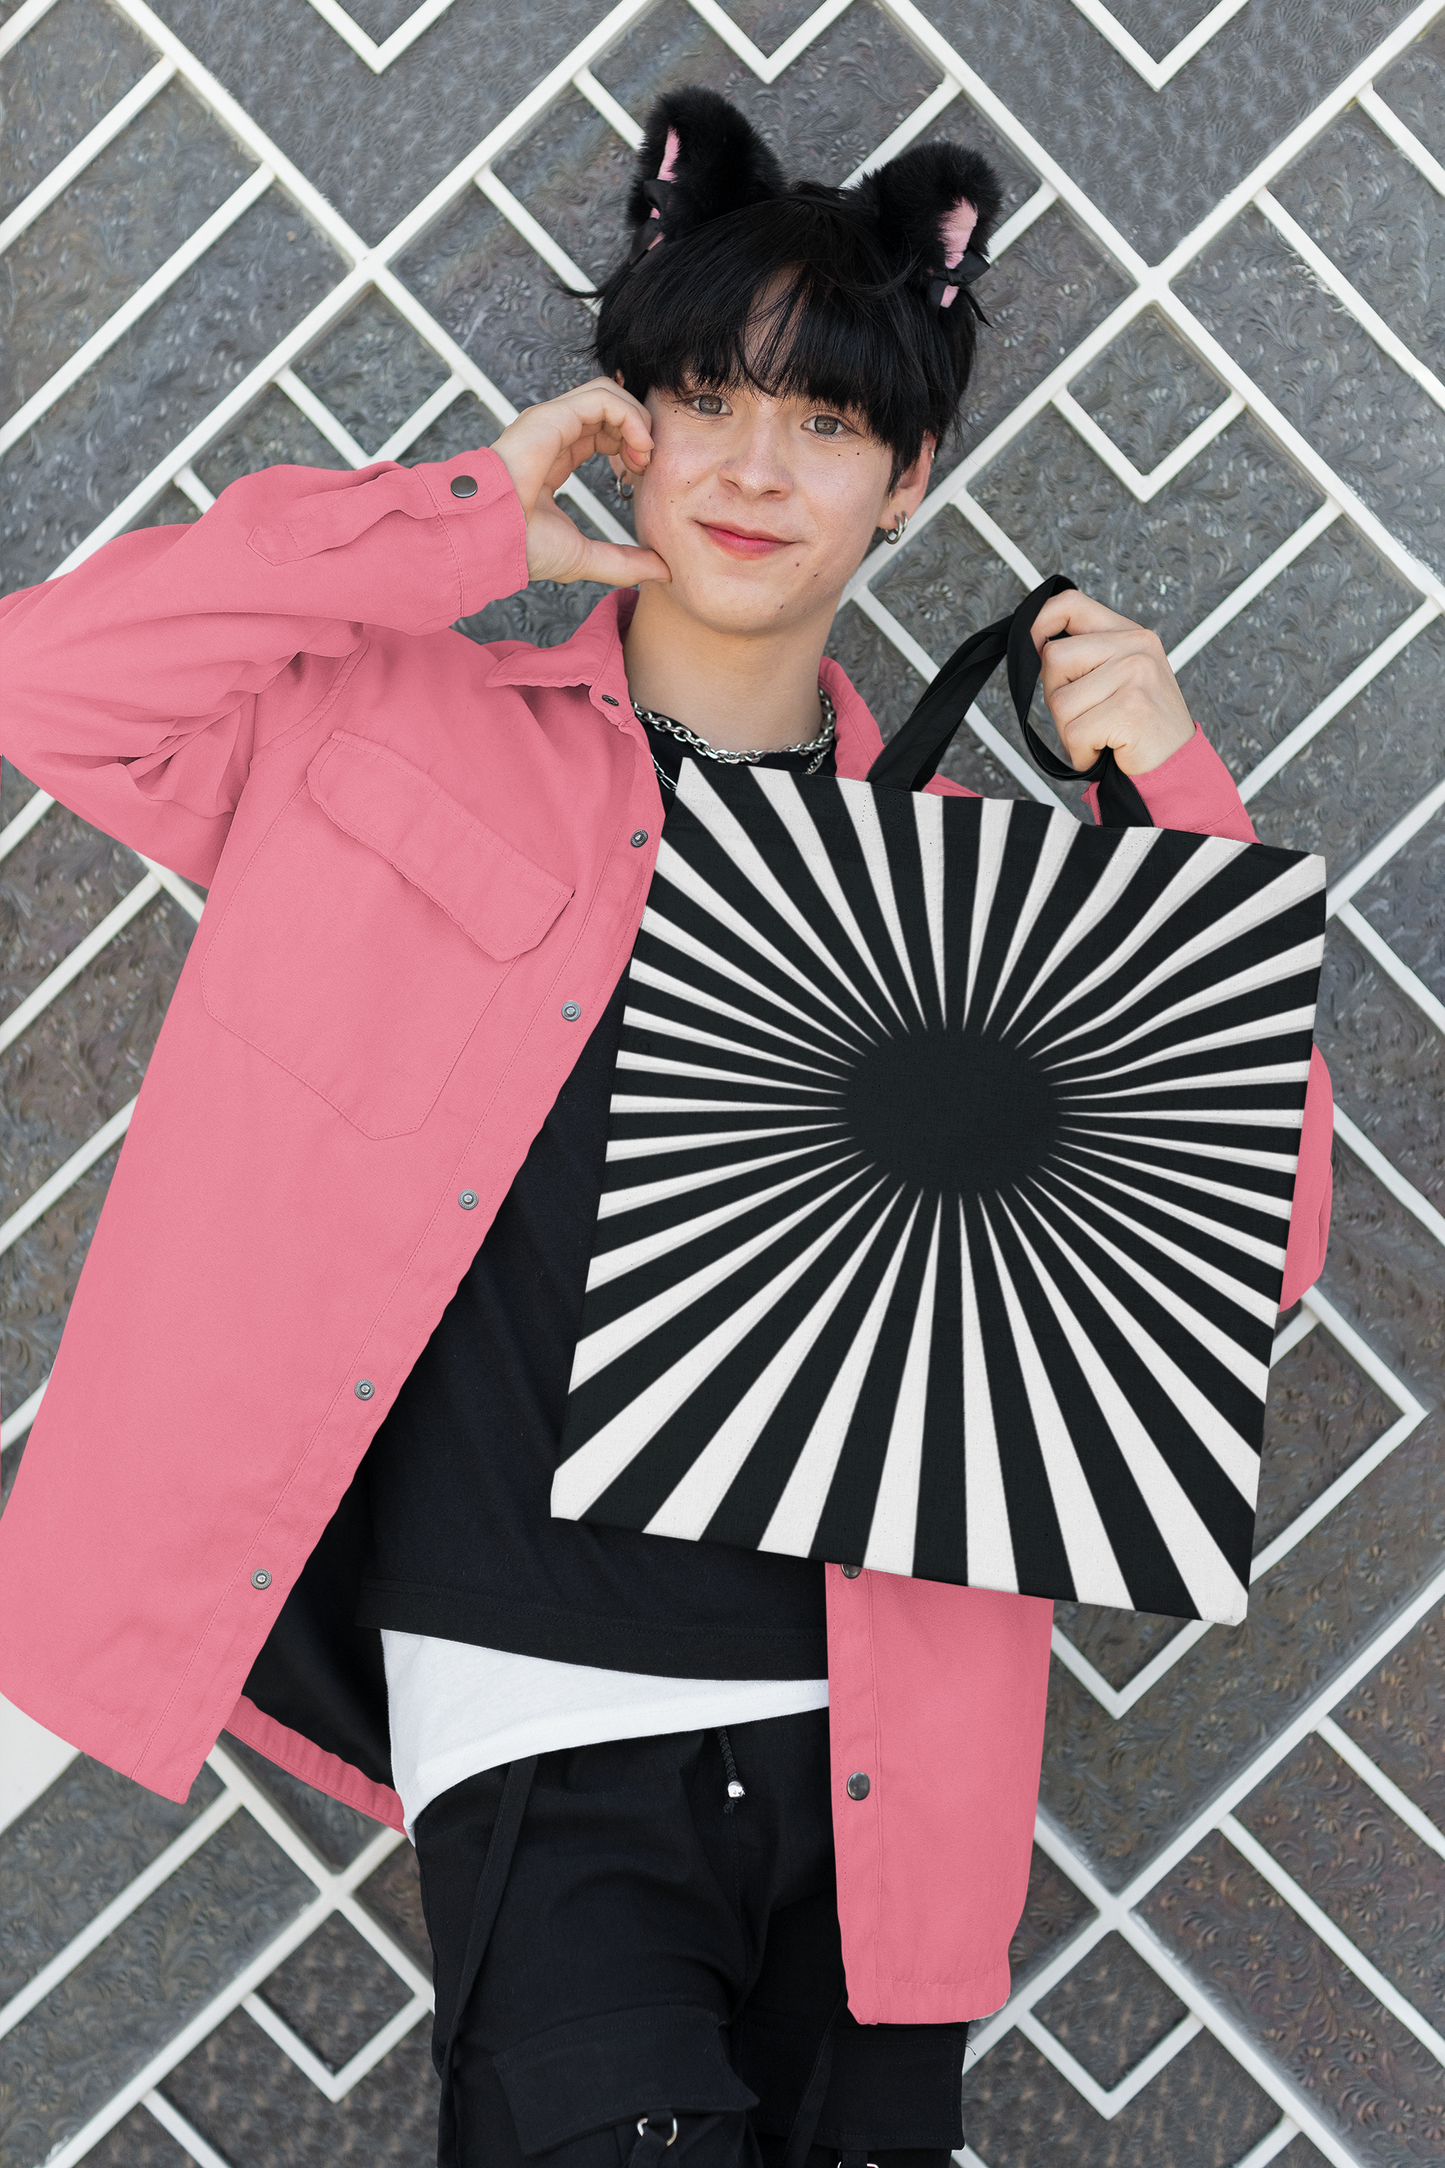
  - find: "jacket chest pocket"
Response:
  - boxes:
[202,730,573,1138]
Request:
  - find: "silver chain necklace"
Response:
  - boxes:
[634,688,836,792]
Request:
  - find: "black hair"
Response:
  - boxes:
[592,87,1004,488]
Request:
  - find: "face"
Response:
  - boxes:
[621,377,930,639]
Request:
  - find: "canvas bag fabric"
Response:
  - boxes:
[551,579,1326,1626]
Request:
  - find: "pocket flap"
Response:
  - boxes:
[307,731,571,960]
[492,2004,755,2156]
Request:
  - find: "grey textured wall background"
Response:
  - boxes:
[2,1,1444,2164]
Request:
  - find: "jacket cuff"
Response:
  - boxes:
[412,445,530,619]
[1084,723,1257,841]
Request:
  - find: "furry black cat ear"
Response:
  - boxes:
[858,141,1004,312]
[627,86,786,261]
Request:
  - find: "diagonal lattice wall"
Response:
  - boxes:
[2,2,1444,2164]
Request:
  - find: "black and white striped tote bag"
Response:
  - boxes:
[550,578,1326,1624]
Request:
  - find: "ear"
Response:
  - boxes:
[627,86,785,255]
[857,142,1003,307]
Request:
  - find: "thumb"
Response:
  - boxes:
[569,538,671,589]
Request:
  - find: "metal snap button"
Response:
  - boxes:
[449,474,478,498]
[561,1002,581,1021]
[846,1771,871,1801]
[839,1563,862,1579]
[601,694,620,705]
[458,1189,478,1209]
[355,1378,375,1400]
[630,830,649,847]
[251,1568,272,1590]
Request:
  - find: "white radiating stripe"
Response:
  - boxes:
[1041,938,1325,1065]
[607,1121,822,1162]
[642,905,864,1053]
[863,1202,942,1576]
[1014,1192,1261,1504]
[981,807,1079,1031]
[623,1003,849,1082]
[744,769,909,1024]
[1049,1004,1318,1086]
[1000,1204,1250,1624]
[630,956,844,1063]
[611,1094,840,1115]
[617,1049,842,1096]
[1031,856,1325,1055]
[1063,1058,1312,1101]
[840,780,928,1025]
[569,1172,873,1390]
[588,1150,860,1288]
[913,793,948,1023]
[759,1197,924,1556]
[963,798,1012,1025]
[600,1139,840,1217]
[1065,1105,1305,1129]
[981,1212,1133,1609]
[1053,1143,1293,1220]
[996,825,1163,1038]
[1029,1179,1271,1421]
[652,1196,917,1544]
[1062,1125,1300,1172]
[553,1179,890,1515]
[652,850,882,1038]
[958,1203,1017,1591]
[1042,1163,1282,1318]
[671,766,895,1030]
[1018,835,1252,1045]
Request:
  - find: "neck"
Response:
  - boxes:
[621,583,832,751]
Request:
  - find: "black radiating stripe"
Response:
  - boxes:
[793,782,930,1032]
[965,808,1049,1029]
[807,1198,939,1564]
[1009,1190,1256,1586]
[700,1189,926,1553]
[620,1018,851,1097]
[984,1199,1196,1617]
[1024,1176,1268,1443]
[580,1182,908,1533]
[1068,1080,1310,1117]
[638,880,881,1058]
[941,798,981,1031]
[909,1193,970,1585]
[1052,1130,1297,1202]
[1050,1143,1290,1247]
[984,821,1119,1038]
[1048,1028,1314,1098]
[1042,972,1321,1077]
[1037,1156,1279,1323]
[1059,1114,1303,1157]
[625,988,856,1084]
[883,798,945,1034]
[589,1138,862,1265]
[601,1130,845,1204]
[631,921,871,1064]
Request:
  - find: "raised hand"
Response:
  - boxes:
[490,378,671,589]
[1031,588,1195,776]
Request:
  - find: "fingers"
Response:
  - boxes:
[1030,588,1137,651]
[494,378,654,512]
[571,539,672,590]
[1040,626,1165,704]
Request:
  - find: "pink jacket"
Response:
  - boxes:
[0,448,1333,2025]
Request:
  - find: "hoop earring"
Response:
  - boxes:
[615,473,634,501]
[884,510,907,544]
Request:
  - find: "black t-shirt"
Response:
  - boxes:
[355,714,836,1679]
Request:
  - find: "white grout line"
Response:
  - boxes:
[1016,2002,1202,2118]
[1316,1715,1445,1862]
[1327,771,1445,917]
[949,488,1044,590]
[1333,1107,1445,1251]
[845,77,962,184]
[1237,601,1440,804]
[684,0,859,85]
[1335,900,1445,1037]
[0,1098,136,1260]
[1063,0,1254,93]
[1221,1810,1445,2067]
[0,164,276,454]
[1248,1405,1427,1582]
[373,373,467,463]
[1233,2122,1303,2168]
[0,873,162,1056]
[1299,1287,1426,1419]
[477,168,594,295]
[572,65,645,148]
[0,58,177,256]
[1257,187,1445,414]
[1053,383,1244,501]
[1167,502,1343,671]
[1049,1616,1212,1721]
[0,0,62,61]
[0,786,57,864]
[276,365,372,467]
[0,1376,47,1451]
[1358,84,1445,200]
[302,0,463,73]
[0,1789,242,2044]
[172,464,216,513]
[242,1985,429,2101]
[141,2091,234,2168]
[1272,1303,1321,1364]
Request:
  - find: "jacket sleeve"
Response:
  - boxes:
[0,447,529,887]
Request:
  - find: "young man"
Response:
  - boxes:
[0,89,1331,2168]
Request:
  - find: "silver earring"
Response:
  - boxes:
[616,473,634,501]
[884,509,907,544]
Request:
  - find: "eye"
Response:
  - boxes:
[689,392,729,416]
[804,413,851,439]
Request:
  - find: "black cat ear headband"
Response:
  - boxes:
[623,85,1002,317]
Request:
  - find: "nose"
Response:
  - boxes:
[716,411,792,497]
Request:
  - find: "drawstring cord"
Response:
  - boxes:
[717,1726,746,1811]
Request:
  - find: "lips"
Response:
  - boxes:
[697,522,794,560]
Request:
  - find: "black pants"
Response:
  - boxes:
[412,1708,967,2168]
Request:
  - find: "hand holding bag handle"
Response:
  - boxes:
[866,571,1154,828]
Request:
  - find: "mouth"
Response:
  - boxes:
[696,521,796,560]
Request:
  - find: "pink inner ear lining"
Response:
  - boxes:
[940,197,978,270]
[657,127,681,183]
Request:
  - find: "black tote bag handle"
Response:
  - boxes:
[865,572,1154,828]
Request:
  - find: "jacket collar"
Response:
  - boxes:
[482,587,887,781]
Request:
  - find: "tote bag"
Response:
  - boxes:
[550,577,1326,1624]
